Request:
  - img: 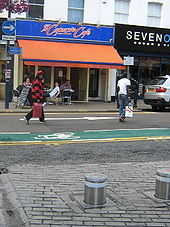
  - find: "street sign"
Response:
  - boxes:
[8,47,22,55]
[123,56,134,65]
[5,69,11,79]
[6,56,12,61]
[2,21,15,35]
[0,18,6,41]
[2,35,16,41]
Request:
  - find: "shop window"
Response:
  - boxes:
[0,63,5,83]
[139,57,160,83]
[54,67,67,87]
[114,0,130,24]
[23,65,35,82]
[38,66,51,88]
[147,2,162,27]
[89,69,99,97]
[27,0,44,19]
[68,0,84,23]
[161,58,170,75]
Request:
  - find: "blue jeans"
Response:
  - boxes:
[118,94,128,117]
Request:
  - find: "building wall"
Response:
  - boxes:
[42,0,170,28]
[1,0,170,27]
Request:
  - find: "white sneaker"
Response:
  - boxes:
[42,102,47,107]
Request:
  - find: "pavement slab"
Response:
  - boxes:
[0,100,150,113]
[0,161,169,226]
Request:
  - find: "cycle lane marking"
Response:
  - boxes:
[0,128,170,145]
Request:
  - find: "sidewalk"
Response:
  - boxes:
[0,99,151,113]
[0,161,170,226]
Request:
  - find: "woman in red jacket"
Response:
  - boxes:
[24,71,46,124]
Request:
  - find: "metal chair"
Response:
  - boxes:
[13,89,20,107]
[62,89,72,105]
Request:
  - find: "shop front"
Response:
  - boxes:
[115,23,170,88]
[14,19,124,102]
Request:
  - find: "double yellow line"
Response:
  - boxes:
[0,135,169,146]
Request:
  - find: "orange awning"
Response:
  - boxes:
[18,39,125,69]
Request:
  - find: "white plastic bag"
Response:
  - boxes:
[125,103,133,118]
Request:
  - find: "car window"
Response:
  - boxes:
[148,78,167,85]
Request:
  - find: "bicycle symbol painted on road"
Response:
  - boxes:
[34,132,80,140]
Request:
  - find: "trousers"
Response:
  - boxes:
[118,94,128,117]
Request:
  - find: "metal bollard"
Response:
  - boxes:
[155,168,170,200]
[84,173,107,205]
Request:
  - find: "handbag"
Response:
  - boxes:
[125,102,133,118]
[32,102,42,118]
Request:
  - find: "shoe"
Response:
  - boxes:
[24,117,29,125]
[42,102,47,107]
[119,116,125,123]
[40,120,46,123]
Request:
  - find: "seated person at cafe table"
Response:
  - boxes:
[44,82,60,104]
[60,80,71,92]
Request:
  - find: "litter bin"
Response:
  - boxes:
[155,168,170,200]
[84,173,107,205]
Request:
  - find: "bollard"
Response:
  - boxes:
[84,173,107,205]
[155,168,170,200]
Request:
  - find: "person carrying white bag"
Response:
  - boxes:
[117,72,131,123]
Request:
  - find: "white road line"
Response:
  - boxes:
[20,117,118,121]
[84,128,169,132]
[0,132,30,134]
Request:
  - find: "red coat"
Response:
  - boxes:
[31,79,44,103]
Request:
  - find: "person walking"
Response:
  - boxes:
[24,71,46,124]
[117,72,131,122]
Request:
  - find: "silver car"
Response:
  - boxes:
[144,75,170,110]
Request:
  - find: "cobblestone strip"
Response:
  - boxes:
[6,161,170,226]
[0,174,30,226]
[0,184,5,227]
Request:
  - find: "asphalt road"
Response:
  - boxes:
[0,111,170,168]
[1,110,170,132]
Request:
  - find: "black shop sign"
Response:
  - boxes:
[115,23,170,54]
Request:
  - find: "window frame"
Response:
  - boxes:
[27,0,44,19]
[68,0,84,23]
[114,0,130,24]
[147,2,162,27]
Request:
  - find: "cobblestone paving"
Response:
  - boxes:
[1,161,170,227]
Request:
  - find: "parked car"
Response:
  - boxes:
[144,75,170,110]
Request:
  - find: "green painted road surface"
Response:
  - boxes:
[0,128,170,145]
